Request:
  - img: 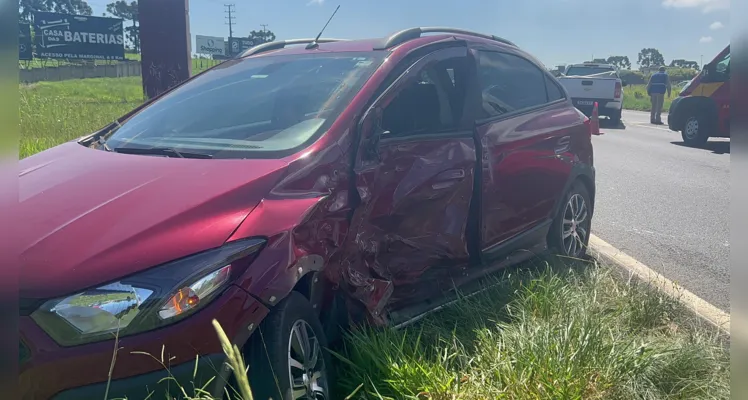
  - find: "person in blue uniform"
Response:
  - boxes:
[646,66,672,125]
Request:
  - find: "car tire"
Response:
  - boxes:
[247,291,334,400]
[681,113,710,147]
[609,109,622,125]
[548,182,592,259]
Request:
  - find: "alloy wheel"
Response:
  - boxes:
[684,117,699,140]
[288,320,328,399]
[562,193,589,257]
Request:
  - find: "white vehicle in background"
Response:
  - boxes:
[557,62,627,124]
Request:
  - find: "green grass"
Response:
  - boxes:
[623,84,679,112]
[126,258,729,400]
[19,77,143,158]
[332,258,729,399]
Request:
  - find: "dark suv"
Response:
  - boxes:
[18,27,595,399]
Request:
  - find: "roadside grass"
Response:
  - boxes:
[127,257,729,400]
[19,77,142,158]
[333,257,729,399]
[623,84,679,112]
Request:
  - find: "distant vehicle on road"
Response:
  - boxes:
[558,62,627,125]
[675,80,691,91]
[668,45,730,147]
[18,27,598,400]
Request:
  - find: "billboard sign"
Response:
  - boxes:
[33,12,125,60]
[228,37,256,56]
[195,35,225,56]
[19,23,33,60]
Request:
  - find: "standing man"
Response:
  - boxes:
[647,66,672,124]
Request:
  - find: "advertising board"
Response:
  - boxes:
[196,35,225,56]
[19,23,33,60]
[33,12,125,60]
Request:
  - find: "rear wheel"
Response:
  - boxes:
[681,113,710,147]
[548,182,592,259]
[247,292,333,400]
[609,108,622,125]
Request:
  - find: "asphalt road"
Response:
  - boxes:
[592,110,730,311]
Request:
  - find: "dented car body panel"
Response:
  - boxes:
[18,32,595,399]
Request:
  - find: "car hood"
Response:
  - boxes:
[17,142,287,299]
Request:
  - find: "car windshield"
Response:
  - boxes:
[565,66,615,76]
[102,52,385,159]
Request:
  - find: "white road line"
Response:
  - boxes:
[588,234,730,334]
[622,122,673,132]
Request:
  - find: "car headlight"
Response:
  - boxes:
[31,238,265,347]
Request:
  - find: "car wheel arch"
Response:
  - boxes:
[677,96,718,130]
[550,165,595,222]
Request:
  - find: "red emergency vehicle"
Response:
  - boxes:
[667,45,730,147]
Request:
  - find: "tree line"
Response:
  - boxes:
[556,48,701,73]
[18,0,276,54]
[592,49,699,70]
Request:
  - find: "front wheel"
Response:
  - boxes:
[681,114,710,147]
[548,182,592,259]
[247,292,333,400]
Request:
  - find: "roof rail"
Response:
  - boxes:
[374,27,516,50]
[238,38,349,58]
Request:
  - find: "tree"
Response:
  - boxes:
[637,48,665,68]
[19,0,93,22]
[248,29,276,45]
[590,58,607,64]
[106,0,138,52]
[606,55,631,70]
[669,59,700,69]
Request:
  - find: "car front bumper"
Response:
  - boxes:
[51,353,227,400]
[667,97,684,132]
[571,98,622,117]
[20,285,268,400]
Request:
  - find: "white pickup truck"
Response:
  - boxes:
[558,63,627,124]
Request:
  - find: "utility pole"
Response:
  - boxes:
[224,4,235,40]
[259,24,269,43]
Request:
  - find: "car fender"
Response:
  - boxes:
[669,95,719,132]
[550,162,596,223]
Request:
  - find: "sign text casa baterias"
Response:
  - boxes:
[33,12,125,60]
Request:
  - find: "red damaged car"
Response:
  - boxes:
[19,27,596,399]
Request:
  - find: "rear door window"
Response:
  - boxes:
[545,75,565,102]
[476,51,549,118]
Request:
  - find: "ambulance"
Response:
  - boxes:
[667,45,730,147]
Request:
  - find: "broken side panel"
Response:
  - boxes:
[342,135,477,323]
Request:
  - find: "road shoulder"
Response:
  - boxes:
[589,234,730,334]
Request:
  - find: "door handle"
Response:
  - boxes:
[555,136,571,154]
[432,169,466,189]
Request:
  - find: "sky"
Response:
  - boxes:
[85,0,731,68]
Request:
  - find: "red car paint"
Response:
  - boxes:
[19,32,595,399]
